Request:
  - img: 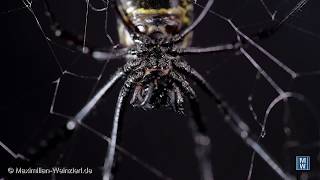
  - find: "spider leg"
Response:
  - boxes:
[174,0,308,55]
[43,0,127,61]
[172,21,290,55]
[172,83,184,114]
[170,71,214,180]
[187,96,214,180]
[173,61,295,180]
[174,0,214,43]
[72,69,125,124]
[140,83,154,106]
[173,42,241,55]
[103,72,143,180]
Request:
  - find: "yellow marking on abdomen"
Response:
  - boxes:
[126,6,193,25]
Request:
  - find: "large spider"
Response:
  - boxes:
[4,0,304,180]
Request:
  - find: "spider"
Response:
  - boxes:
[3,0,301,180]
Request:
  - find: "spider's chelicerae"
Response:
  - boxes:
[5,0,305,180]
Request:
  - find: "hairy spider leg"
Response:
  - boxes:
[172,83,184,113]
[103,71,144,180]
[170,71,214,180]
[175,43,240,55]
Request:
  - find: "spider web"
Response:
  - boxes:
[0,0,320,180]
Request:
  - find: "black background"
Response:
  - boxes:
[1,0,320,180]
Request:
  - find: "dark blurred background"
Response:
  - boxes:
[1,0,320,180]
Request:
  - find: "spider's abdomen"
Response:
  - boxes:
[116,0,193,46]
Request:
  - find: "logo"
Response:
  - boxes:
[296,156,310,171]
[8,167,14,174]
